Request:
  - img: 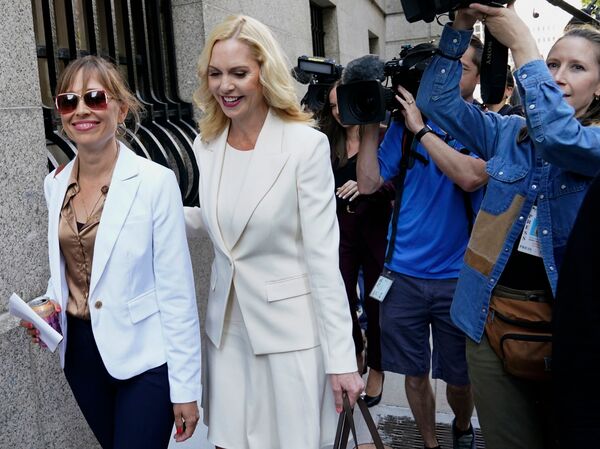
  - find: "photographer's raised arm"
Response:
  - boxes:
[356,123,384,194]
[397,85,487,192]
[417,16,519,162]
[456,4,600,175]
[419,133,487,192]
[456,4,540,70]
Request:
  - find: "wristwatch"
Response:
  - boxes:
[415,125,433,142]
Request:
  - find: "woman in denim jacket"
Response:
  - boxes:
[417,3,600,449]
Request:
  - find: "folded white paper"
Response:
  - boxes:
[8,293,63,352]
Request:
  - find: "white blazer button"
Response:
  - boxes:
[94,300,103,309]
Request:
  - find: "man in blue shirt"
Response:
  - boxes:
[354,39,487,449]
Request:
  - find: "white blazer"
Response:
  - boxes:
[186,110,356,374]
[45,144,201,403]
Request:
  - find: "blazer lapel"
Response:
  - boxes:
[228,110,289,247]
[202,127,229,254]
[49,161,75,305]
[89,144,140,297]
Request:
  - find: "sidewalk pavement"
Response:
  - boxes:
[168,371,480,449]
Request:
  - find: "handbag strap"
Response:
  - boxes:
[333,394,385,449]
[333,400,347,449]
[334,394,355,449]
[356,397,385,448]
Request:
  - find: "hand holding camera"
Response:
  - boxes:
[395,85,426,134]
[452,5,481,29]
[456,3,528,48]
[457,3,539,68]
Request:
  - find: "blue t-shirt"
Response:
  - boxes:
[378,120,483,279]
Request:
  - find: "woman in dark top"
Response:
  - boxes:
[319,82,393,406]
[554,171,600,447]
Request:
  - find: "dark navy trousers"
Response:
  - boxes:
[64,314,174,449]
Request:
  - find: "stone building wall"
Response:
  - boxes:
[0,1,435,447]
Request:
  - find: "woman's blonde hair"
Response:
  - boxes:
[193,15,313,141]
[518,25,600,141]
[56,55,143,130]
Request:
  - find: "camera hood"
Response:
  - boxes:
[337,80,388,125]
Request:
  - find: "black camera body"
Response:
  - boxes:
[401,0,508,23]
[336,44,437,125]
[294,55,343,111]
[384,45,437,101]
[401,0,511,104]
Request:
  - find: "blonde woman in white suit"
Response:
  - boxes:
[185,15,364,449]
[20,56,201,448]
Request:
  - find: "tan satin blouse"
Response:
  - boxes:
[58,159,108,320]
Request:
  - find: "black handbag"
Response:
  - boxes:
[333,394,391,449]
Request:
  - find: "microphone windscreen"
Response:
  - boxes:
[342,55,385,84]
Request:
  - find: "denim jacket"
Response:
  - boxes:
[417,24,600,342]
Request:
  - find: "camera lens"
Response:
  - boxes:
[351,91,379,117]
[337,80,386,125]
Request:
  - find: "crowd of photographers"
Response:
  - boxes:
[301,2,600,449]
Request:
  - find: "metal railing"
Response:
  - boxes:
[33,0,199,206]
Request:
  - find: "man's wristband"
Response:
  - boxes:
[415,125,433,142]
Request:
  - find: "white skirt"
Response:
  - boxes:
[203,295,338,449]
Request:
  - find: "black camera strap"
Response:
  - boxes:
[480,25,509,104]
[384,129,428,265]
[383,127,477,266]
[458,147,476,235]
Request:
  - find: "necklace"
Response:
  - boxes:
[79,190,105,223]
[76,144,120,223]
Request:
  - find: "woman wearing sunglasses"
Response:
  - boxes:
[20,55,202,449]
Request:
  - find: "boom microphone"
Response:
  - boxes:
[342,55,385,84]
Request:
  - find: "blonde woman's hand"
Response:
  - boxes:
[336,180,360,201]
[173,401,200,443]
[19,300,61,345]
[330,372,365,413]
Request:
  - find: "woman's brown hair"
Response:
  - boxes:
[318,82,349,167]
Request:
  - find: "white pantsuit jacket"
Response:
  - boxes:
[186,110,356,374]
[44,144,202,403]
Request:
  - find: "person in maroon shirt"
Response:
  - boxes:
[318,82,393,406]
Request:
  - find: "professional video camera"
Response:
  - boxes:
[401,0,508,23]
[292,55,343,112]
[400,1,510,104]
[335,44,437,125]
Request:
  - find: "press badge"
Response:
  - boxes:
[518,205,542,258]
[370,272,394,302]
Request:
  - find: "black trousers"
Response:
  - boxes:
[64,314,174,449]
[337,201,391,371]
